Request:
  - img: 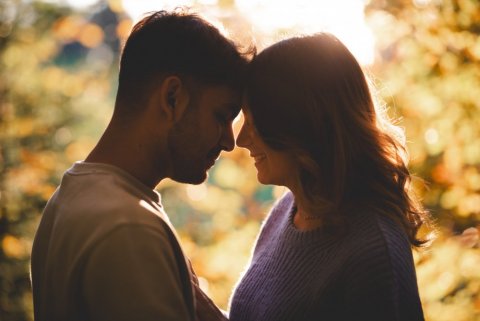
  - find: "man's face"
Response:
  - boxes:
[167,85,241,184]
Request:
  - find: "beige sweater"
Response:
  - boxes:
[31,162,195,321]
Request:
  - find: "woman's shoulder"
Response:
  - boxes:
[263,190,294,225]
[337,210,422,320]
[251,191,294,250]
[343,209,415,271]
[274,190,295,209]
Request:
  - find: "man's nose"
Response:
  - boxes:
[220,125,235,152]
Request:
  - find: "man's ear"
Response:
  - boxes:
[156,75,190,123]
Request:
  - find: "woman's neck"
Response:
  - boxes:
[289,189,324,231]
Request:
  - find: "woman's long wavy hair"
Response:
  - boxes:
[245,33,433,247]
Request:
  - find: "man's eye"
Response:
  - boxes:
[216,113,229,124]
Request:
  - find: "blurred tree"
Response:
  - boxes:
[365,0,480,319]
[366,0,480,228]
[0,1,129,319]
[0,3,72,319]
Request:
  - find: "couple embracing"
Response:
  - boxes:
[31,9,431,321]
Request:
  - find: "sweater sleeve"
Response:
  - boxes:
[83,224,192,321]
[339,242,401,321]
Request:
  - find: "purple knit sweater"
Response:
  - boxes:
[229,192,424,321]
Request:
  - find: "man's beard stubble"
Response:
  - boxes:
[166,111,207,185]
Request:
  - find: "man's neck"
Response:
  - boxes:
[85,131,165,189]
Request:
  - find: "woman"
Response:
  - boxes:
[228,33,433,321]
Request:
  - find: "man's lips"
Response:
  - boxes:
[206,151,221,168]
[206,159,215,168]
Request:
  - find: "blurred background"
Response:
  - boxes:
[1,0,479,320]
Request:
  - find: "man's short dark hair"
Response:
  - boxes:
[117,9,250,105]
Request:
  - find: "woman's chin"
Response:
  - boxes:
[256,172,270,185]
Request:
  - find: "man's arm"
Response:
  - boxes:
[194,282,228,321]
[83,224,192,321]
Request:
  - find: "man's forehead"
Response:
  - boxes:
[200,85,242,108]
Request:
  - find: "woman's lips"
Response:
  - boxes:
[251,153,266,164]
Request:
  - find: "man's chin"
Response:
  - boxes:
[171,171,207,185]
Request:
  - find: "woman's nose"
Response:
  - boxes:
[236,123,251,148]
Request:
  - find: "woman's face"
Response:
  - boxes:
[236,109,298,188]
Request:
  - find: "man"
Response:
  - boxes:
[31,10,249,321]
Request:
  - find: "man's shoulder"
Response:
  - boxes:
[43,167,171,241]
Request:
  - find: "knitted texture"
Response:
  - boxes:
[229,192,424,321]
